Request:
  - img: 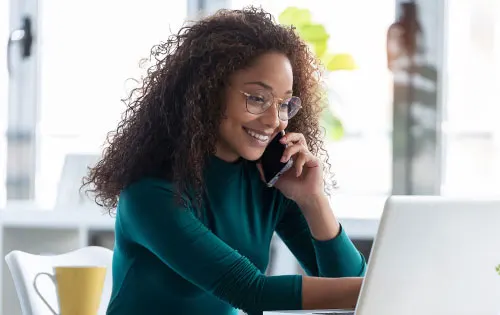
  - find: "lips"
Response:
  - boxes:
[243,127,271,143]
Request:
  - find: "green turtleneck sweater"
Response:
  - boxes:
[106,157,366,315]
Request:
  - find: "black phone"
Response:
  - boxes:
[260,130,294,187]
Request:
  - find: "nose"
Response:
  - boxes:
[259,104,281,129]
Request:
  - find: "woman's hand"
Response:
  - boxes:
[257,132,324,205]
[257,132,341,240]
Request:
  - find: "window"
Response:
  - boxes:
[311,1,395,218]
[441,0,500,196]
[0,1,9,205]
[8,0,497,212]
[4,0,396,214]
[35,0,188,207]
[229,0,396,218]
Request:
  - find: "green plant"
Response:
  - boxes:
[496,264,500,275]
[278,7,357,140]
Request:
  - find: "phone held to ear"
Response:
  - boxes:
[260,130,294,187]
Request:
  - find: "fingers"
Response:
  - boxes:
[281,143,320,177]
[281,143,306,163]
[278,132,320,177]
[295,152,320,177]
[294,152,307,177]
[280,132,306,146]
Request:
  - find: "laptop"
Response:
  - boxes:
[55,153,100,209]
[267,196,500,315]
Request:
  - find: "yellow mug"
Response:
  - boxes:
[33,266,106,315]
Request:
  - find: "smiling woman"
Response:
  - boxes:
[82,6,366,315]
[217,52,297,161]
[82,8,330,212]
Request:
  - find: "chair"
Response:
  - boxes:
[5,246,113,315]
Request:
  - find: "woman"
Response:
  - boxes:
[83,6,366,315]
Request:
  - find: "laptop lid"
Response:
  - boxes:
[356,196,500,315]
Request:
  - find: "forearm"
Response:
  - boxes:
[297,195,340,241]
[302,276,363,310]
[212,258,302,312]
[294,195,366,277]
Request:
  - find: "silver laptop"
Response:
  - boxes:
[55,153,100,209]
[267,196,500,315]
[356,195,500,315]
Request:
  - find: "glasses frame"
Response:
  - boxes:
[239,90,302,121]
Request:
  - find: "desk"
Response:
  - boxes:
[0,202,378,315]
[264,310,354,314]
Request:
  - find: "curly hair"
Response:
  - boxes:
[82,6,333,214]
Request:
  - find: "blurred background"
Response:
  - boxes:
[0,0,499,314]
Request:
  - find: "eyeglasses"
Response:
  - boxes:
[239,90,302,121]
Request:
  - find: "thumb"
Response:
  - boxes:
[304,157,320,168]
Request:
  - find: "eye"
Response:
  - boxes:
[247,95,266,104]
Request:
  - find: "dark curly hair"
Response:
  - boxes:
[82,6,333,214]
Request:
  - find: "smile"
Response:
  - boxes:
[243,127,271,143]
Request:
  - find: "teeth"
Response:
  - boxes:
[245,128,270,142]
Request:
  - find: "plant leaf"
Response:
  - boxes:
[329,116,345,140]
[326,53,357,71]
[311,41,328,59]
[321,109,344,140]
[278,7,312,27]
[279,6,357,142]
[299,23,329,42]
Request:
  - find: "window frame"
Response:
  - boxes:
[5,0,39,200]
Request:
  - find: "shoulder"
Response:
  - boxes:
[123,177,176,194]
[116,178,204,243]
[119,177,192,211]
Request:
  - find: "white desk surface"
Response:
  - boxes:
[0,202,380,239]
[264,309,354,315]
[265,310,353,314]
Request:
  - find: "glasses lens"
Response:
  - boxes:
[246,90,272,114]
[278,96,302,120]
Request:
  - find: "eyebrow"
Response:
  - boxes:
[244,81,293,94]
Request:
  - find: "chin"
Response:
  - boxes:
[239,148,265,162]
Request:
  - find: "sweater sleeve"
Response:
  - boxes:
[275,200,366,278]
[118,179,302,313]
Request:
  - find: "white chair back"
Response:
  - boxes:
[5,246,113,315]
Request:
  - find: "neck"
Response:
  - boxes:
[214,142,240,163]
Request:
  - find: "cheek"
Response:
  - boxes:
[280,121,289,131]
[218,115,244,140]
[227,109,257,127]
[218,118,233,138]
[223,100,250,124]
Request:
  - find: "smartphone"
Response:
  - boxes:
[260,130,294,187]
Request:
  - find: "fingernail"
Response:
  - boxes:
[280,137,286,143]
[281,156,287,162]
